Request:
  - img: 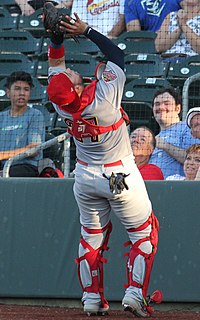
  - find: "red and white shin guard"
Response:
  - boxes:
[124,212,162,315]
[75,221,112,310]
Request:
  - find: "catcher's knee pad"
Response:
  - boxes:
[124,212,159,300]
[75,221,112,305]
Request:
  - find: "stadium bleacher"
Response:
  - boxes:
[113,31,157,54]
[0,0,20,14]
[122,78,172,103]
[0,53,36,80]
[41,36,100,56]
[124,53,168,80]
[0,6,19,30]
[36,52,98,82]
[1,4,200,174]
[0,29,42,55]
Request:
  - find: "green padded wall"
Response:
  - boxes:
[0,179,199,302]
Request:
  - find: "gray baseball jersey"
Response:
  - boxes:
[49,61,132,164]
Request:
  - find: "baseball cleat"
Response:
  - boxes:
[122,290,163,318]
[122,297,150,318]
[84,302,109,316]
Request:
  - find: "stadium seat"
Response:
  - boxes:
[49,112,76,172]
[113,31,157,54]
[122,78,171,104]
[18,8,44,37]
[42,132,64,170]
[36,53,98,80]
[1,0,17,4]
[0,6,19,30]
[0,30,42,56]
[187,81,200,109]
[121,101,159,134]
[166,55,200,103]
[41,36,100,56]
[1,0,21,15]
[124,53,168,80]
[18,7,71,37]
[122,78,163,134]
[167,55,200,83]
[0,53,36,80]
[31,77,47,101]
[50,112,67,134]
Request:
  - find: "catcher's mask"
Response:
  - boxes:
[47,72,80,110]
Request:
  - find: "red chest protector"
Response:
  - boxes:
[62,80,129,140]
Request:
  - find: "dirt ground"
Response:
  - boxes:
[0,304,200,320]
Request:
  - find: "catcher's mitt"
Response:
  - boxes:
[103,172,130,194]
[43,2,78,44]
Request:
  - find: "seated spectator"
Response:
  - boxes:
[0,71,45,177]
[14,0,69,16]
[124,0,181,32]
[155,0,200,61]
[38,132,65,178]
[38,158,64,177]
[71,0,125,38]
[11,0,34,15]
[148,87,200,179]
[45,0,72,10]
[130,126,164,180]
[166,144,200,180]
[186,107,200,179]
[186,107,200,139]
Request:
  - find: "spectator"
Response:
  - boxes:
[148,87,200,179]
[0,71,45,177]
[186,107,200,180]
[166,144,200,180]
[155,0,200,61]
[130,126,164,180]
[186,107,200,139]
[71,0,125,38]
[14,0,70,16]
[124,0,181,32]
[50,0,73,9]
[38,158,64,177]
[12,0,34,15]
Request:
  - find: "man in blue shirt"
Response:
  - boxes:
[148,87,200,179]
[125,0,182,32]
[0,71,45,177]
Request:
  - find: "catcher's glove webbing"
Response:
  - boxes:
[43,2,78,44]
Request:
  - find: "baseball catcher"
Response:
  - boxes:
[43,4,162,318]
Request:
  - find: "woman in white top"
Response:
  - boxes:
[155,0,200,61]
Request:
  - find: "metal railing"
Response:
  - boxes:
[3,132,71,178]
[182,72,200,120]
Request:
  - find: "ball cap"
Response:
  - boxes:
[186,107,200,128]
[47,72,80,111]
